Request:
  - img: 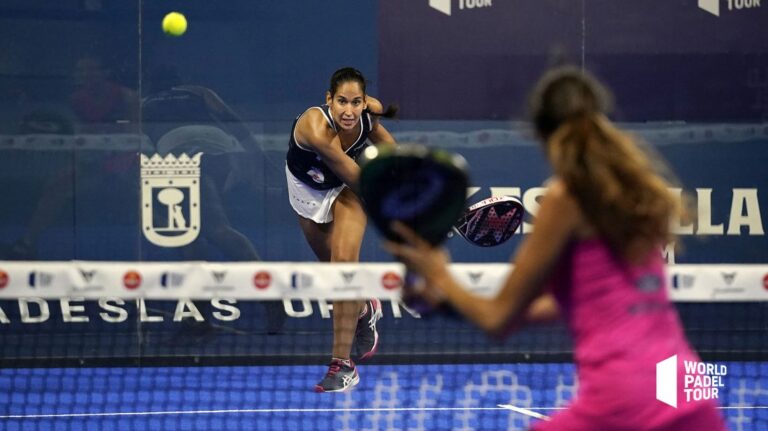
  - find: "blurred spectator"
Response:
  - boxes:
[70,55,139,133]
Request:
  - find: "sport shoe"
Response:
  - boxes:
[354,298,383,361]
[314,358,359,393]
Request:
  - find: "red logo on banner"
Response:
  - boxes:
[253,271,272,290]
[0,270,8,289]
[381,272,402,290]
[123,271,142,290]
[763,274,768,291]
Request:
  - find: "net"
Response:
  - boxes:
[0,261,766,430]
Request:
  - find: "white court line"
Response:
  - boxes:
[1,405,765,420]
[498,404,553,421]
[0,407,530,420]
[720,406,768,409]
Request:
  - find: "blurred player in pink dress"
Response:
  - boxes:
[385,66,730,431]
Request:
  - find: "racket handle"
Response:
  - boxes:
[402,271,461,319]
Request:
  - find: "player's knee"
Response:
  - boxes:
[329,249,359,263]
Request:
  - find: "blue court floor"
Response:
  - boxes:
[0,363,765,431]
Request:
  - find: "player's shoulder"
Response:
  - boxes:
[543,177,568,197]
[296,107,335,144]
[544,178,593,234]
[298,106,333,124]
[543,178,581,214]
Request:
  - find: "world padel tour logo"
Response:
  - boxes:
[698,0,761,16]
[140,153,202,248]
[656,355,726,408]
[429,0,493,16]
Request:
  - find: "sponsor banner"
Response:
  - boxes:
[0,262,407,300]
[667,265,768,301]
[279,263,411,300]
[0,262,765,301]
[451,264,509,297]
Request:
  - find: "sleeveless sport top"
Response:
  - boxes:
[548,239,693,368]
[286,104,373,190]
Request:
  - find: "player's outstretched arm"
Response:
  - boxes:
[387,179,579,336]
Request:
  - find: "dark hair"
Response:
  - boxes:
[529,66,612,141]
[329,67,398,119]
[529,66,681,262]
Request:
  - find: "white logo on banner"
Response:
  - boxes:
[699,0,721,15]
[212,271,227,284]
[28,271,53,289]
[699,0,761,16]
[429,0,452,15]
[341,271,356,283]
[429,0,492,16]
[656,355,727,408]
[141,153,202,247]
[79,269,95,283]
[468,272,483,284]
[656,355,678,407]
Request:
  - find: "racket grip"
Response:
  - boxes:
[402,271,461,319]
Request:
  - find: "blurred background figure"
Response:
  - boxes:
[70,55,139,133]
[141,64,284,333]
[141,64,262,261]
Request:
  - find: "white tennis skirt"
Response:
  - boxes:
[285,164,345,224]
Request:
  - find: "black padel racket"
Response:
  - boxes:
[359,144,469,246]
[359,143,469,317]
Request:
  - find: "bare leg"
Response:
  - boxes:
[296,216,332,262]
[328,189,366,359]
[296,187,366,360]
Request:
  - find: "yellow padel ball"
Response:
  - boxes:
[162,12,187,37]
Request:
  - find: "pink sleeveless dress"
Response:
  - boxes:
[532,239,729,431]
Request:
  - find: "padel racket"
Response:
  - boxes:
[359,143,469,317]
[452,195,524,247]
[359,144,469,246]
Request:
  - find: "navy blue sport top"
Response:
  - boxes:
[286,104,373,190]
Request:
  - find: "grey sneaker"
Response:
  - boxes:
[354,298,383,361]
[314,359,359,393]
